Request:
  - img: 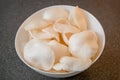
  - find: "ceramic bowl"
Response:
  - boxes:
[15,5,105,78]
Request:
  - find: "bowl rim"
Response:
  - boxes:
[15,5,106,75]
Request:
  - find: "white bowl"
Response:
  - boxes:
[15,5,105,78]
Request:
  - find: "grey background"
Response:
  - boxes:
[0,0,120,80]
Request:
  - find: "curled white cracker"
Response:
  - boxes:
[48,40,70,63]
[28,29,53,40]
[42,26,60,41]
[24,39,55,71]
[43,8,69,21]
[53,56,92,71]
[24,19,51,31]
[53,63,63,71]
[62,33,72,45]
[54,23,80,33]
[69,30,98,60]
[68,6,87,31]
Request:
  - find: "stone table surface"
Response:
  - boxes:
[0,0,120,80]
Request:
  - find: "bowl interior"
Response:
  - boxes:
[15,5,105,77]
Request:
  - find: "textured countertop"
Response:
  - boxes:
[0,0,120,80]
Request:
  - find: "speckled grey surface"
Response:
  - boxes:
[0,0,120,80]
